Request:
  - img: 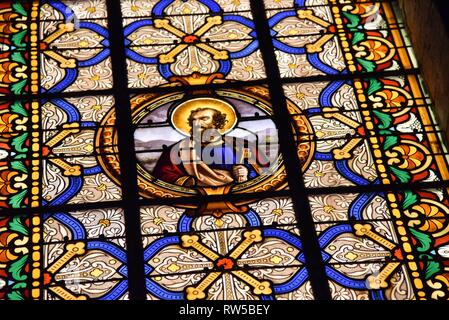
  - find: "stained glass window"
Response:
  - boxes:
[1,0,449,301]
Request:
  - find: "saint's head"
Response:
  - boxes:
[187,108,228,140]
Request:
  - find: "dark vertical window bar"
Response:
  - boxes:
[106,0,146,300]
[249,0,332,300]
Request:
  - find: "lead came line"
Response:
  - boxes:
[106,0,147,300]
[249,0,333,300]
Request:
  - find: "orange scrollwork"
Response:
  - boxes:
[368,86,413,116]
[386,141,432,174]
[354,37,396,65]
[406,199,449,235]
[0,61,27,86]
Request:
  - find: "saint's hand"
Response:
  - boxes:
[233,165,249,183]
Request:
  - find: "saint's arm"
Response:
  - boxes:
[152,148,192,186]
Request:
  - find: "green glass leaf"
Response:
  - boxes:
[382,134,398,151]
[11,29,27,48]
[11,51,26,65]
[13,153,26,160]
[373,110,393,129]
[10,215,28,236]
[352,32,365,45]
[356,58,376,73]
[12,3,28,17]
[424,260,441,280]
[10,160,28,174]
[12,282,26,290]
[7,291,24,301]
[390,167,411,183]
[367,78,383,95]
[8,254,28,282]
[11,78,27,95]
[11,132,28,153]
[410,228,432,252]
[8,189,27,209]
[342,12,360,29]
[403,191,419,210]
[10,100,28,117]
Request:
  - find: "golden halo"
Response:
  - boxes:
[170,97,238,136]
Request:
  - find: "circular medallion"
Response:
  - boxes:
[95,86,315,199]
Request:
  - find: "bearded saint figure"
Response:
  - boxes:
[152,106,269,187]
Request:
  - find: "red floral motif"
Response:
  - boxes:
[410,203,447,233]
[376,89,407,108]
[0,231,20,263]
[360,40,390,61]
[216,257,235,270]
[0,170,19,196]
[388,144,426,170]
[0,6,29,97]
[0,113,18,136]
[0,61,22,84]
[351,2,380,16]
[0,12,18,20]
[182,35,200,44]
[0,23,20,34]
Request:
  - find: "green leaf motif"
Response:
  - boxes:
[11,51,26,65]
[7,291,24,301]
[11,160,28,174]
[342,12,361,29]
[11,132,28,153]
[424,259,441,280]
[8,254,28,282]
[10,100,28,117]
[11,78,27,95]
[13,153,26,160]
[382,134,398,151]
[12,282,26,290]
[8,189,27,209]
[11,29,27,48]
[367,78,383,96]
[389,167,411,183]
[403,191,419,210]
[352,32,365,45]
[410,228,432,253]
[10,215,28,236]
[12,3,28,17]
[356,58,376,73]
[373,110,393,129]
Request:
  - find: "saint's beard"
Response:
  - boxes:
[191,125,222,144]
